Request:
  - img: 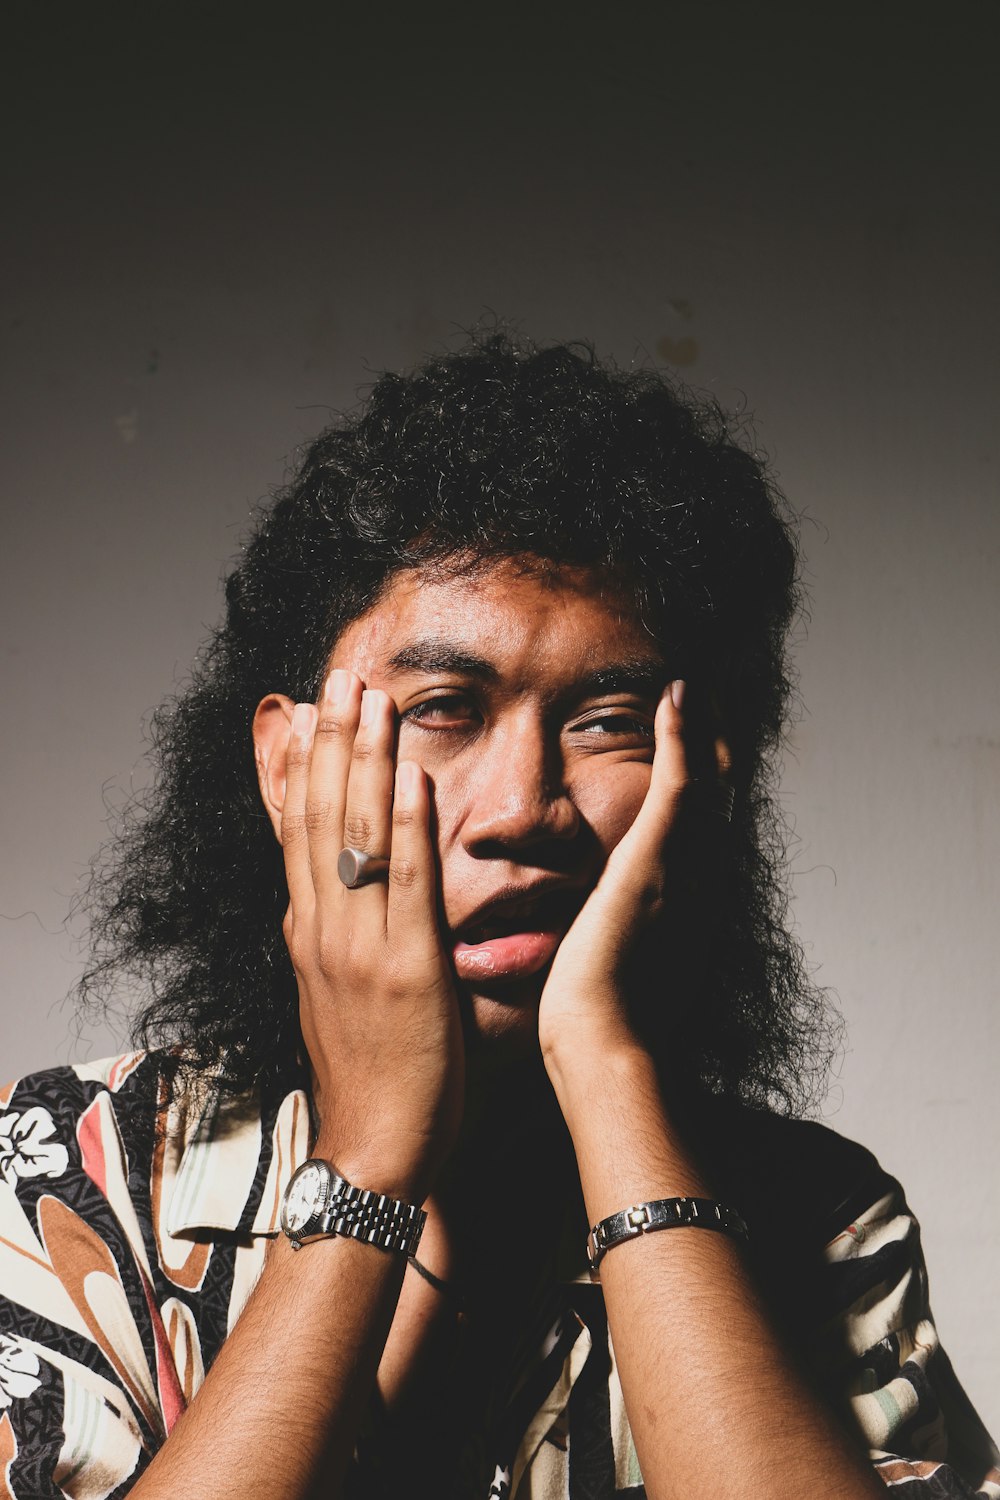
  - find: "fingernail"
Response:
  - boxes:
[360,689,377,726]
[671,679,687,711]
[325,667,349,704]
[397,761,418,793]
[291,702,314,736]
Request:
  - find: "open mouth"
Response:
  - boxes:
[451,888,585,984]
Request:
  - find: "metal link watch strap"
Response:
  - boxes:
[315,1180,426,1255]
[587,1196,748,1278]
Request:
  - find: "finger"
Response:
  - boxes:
[339,688,397,907]
[386,760,440,952]
[658,686,732,860]
[684,680,734,822]
[714,731,734,784]
[306,667,363,900]
[705,680,733,776]
[650,678,691,801]
[641,679,690,832]
[281,702,319,917]
[607,680,690,879]
[647,679,733,825]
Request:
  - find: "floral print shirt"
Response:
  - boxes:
[0,1052,997,1498]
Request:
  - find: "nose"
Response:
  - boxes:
[460,718,580,855]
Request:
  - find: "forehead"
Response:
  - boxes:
[332,558,661,677]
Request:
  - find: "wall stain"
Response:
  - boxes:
[115,409,139,444]
[656,335,699,366]
[657,297,699,366]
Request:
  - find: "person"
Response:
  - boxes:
[0,333,995,1500]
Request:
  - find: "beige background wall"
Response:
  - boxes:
[3,6,997,1435]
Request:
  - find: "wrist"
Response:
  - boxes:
[280,1156,428,1260]
[310,1136,435,1207]
[548,1046,711,1221]
[542,1026,656,1120]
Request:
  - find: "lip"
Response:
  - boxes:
[453,880,586,936]
[449,883,585,984]
[452,928,565,982]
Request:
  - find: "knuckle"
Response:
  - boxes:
[378,959,411,1001]
[281,812,308,845]
[284,926,309,972]
[392,801,417,830]
[632,874,666,921]
[351,736,377,763]
[304,801,335,833]
[653,774,687,809]
[645,880,667,916]
[316,933,341,975]
[389,857,420,891]
[314,713,349,741]
[676,778,709,812]
[343,813,376,848]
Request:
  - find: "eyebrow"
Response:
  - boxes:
[384,639,667,698]
[578,660,668,697]
[385,643,502,681]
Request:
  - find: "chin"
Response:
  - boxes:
[459,980,545,1067]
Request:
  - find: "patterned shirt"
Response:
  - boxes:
[0,1052,997,1498]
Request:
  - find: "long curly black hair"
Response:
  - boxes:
[78,332,836,1114]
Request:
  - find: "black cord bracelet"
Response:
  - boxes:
[406,1253,466,1310]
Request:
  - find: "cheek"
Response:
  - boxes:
[573,760,652,855]
[404,749,470,854]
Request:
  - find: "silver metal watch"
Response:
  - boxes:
[280,1158,426,1254]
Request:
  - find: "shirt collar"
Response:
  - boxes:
[164,1076,312,1238]
[160,1062,589,1265]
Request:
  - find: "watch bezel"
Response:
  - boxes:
[279,1158,427,1256]
[280,1158,335,1241]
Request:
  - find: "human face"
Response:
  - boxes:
[329,558,669,1056]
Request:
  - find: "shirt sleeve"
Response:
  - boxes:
[0,1068,159,1499]
[822,1184,1000,1497]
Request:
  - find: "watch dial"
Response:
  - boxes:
[282,1163,325,1233]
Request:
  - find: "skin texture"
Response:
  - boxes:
[126,560,882,1499]
[257,560,674,1057]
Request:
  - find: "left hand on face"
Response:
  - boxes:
[537,680,728,1089]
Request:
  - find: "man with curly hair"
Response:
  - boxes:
[0,335,995,1498]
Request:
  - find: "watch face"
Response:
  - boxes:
[281,1162,328,1234]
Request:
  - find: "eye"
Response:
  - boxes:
[572,709,655,741]
[400,692,482,730]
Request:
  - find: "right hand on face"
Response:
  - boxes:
[277,668,464,1205]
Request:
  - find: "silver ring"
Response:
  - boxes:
[691,780,736,823]
[337,847,391,889]
[714,782,736,823]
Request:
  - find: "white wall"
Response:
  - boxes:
[2,6,997,1436]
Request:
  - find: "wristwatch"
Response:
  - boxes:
[279,1158,426,1254]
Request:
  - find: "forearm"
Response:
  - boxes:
[153,673,461,1499]
[555,1046,884,1500]
[130,1226,405,1500]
